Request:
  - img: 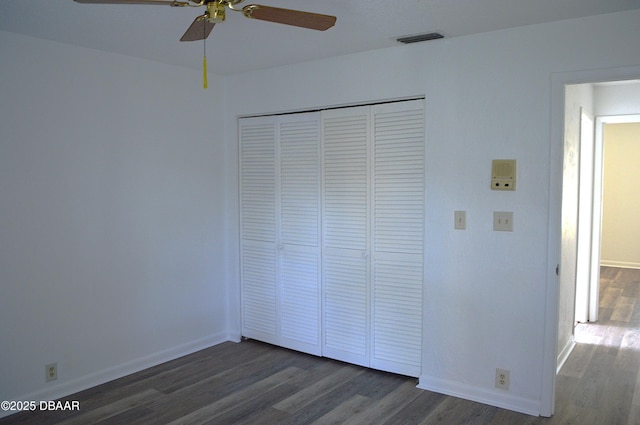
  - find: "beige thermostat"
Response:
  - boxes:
[491,159,516,191]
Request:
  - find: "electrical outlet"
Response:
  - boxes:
[46,363,57,382]
[495,368,510,390]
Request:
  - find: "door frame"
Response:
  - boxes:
[543,65,640,417]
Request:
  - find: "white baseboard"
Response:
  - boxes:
[417,374,540,417]
[600,260,640,270]
[557,337,576,374]
[0,332,230,419]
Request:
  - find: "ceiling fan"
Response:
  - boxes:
[73,0,337,42]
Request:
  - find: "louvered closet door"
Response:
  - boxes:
[321,106,371,367]
[278,113,322,355]
[240,116,278,345]
[371,100,424,377]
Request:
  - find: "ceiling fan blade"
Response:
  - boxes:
[180,16,215,42]
[242,5,336,31]
[74,0,190,5]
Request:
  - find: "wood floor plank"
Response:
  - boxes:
[601,287,624,308]
[119,345,306,425]
[593,360,638,424]
[631,300,640,324]
[273,364,364,414]
[202,381,300,425]
[489,408,540,425]
[382,390,446,425]
[165,366,303,425]
[234,361,361,425]
[150,341,275,394]
[601,324,627,349]
[631,359,640,408]
[627,404,640,425]
[233,406,292,425]
[339,380,422,425]
[611,296,636,322]
[418,396,497,425]
[571,346,614,409]
[309,395,372,425]
[547,402,599,425]
[600,266,620,280]
[57,388,163,425]
[622,280,640,298]
[617,269,640,285]
[279,370,402,425]
[93,405,154,425]
[558,340,596,379]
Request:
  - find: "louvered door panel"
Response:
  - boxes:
[278,114,321,355]
[280,115,320,247]
[241,243,277,342]
[371,100,424,377]
[323,252,368,366]
[373,102,425,255]
[372,256,423,376]
[322,110,369,251]
[240,117,278,344]
[240,118,277,243]
[280,247,320,353]
[321,107,370,366]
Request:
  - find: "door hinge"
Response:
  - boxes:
[555,265,559,276]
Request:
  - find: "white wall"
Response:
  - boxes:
[223,9,640,416]
[0,31,229,408]
[595,81,640,116]
[601,122,640,268]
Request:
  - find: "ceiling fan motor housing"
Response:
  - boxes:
[206,1,226,23]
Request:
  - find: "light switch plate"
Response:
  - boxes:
[493,211,513,231]
[454,211,466,230]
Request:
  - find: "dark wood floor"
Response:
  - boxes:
[2,267,639,424]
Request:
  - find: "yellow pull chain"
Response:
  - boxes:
[203,55,208,89]
[202,24,208,90]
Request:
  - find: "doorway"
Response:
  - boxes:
[551,76,640,415]
[562,80,640,334]
[542,67,640,417]
[574,115,640,337]
[561,82,640,348]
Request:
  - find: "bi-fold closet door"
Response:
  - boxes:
[240,112,322,356]
[322,100,425,377]
[240,99,425,377]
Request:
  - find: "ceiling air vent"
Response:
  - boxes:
[396,32,444,44]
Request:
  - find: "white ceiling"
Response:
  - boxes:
[1,0,640,75]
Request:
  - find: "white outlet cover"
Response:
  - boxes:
[495,368,510,390]
[493,211,513,232]
[46,363,57,382]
